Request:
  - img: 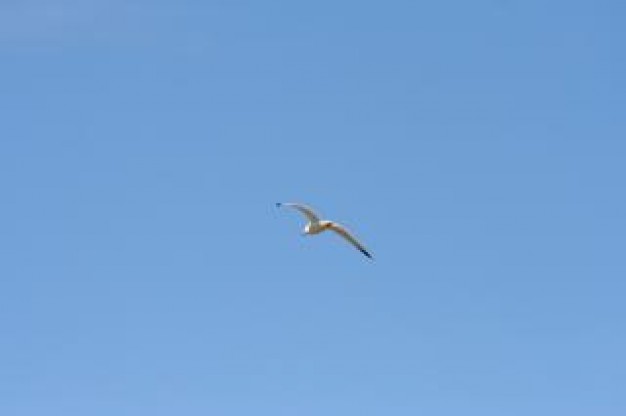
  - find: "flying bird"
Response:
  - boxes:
[276,202,372,259]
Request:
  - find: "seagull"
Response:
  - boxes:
[276,202,373,259]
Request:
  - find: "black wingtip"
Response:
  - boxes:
[275,202,282,208]
[360,248,373,260]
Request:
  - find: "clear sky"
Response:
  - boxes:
[1,1,625,415]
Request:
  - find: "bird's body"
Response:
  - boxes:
[304,220,333,235]
[276,202,372,259]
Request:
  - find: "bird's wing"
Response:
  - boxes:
[276,202,321,223]
[328,223,372,259]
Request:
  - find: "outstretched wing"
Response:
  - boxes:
[276,202,320,223]
[328,223,373,259]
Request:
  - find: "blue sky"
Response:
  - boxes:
[1,1,625,414]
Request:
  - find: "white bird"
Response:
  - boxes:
[276,202,373,259]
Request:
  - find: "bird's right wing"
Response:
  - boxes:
[328,223,373,259]
[276,202,321,223]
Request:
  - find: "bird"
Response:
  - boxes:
[276,202,372,259]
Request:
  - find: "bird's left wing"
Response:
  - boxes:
[276,202,321,223]
[328,223,373,259]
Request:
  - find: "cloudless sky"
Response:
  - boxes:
[1,1,625,415]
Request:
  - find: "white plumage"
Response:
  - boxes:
[276,202,372,259]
